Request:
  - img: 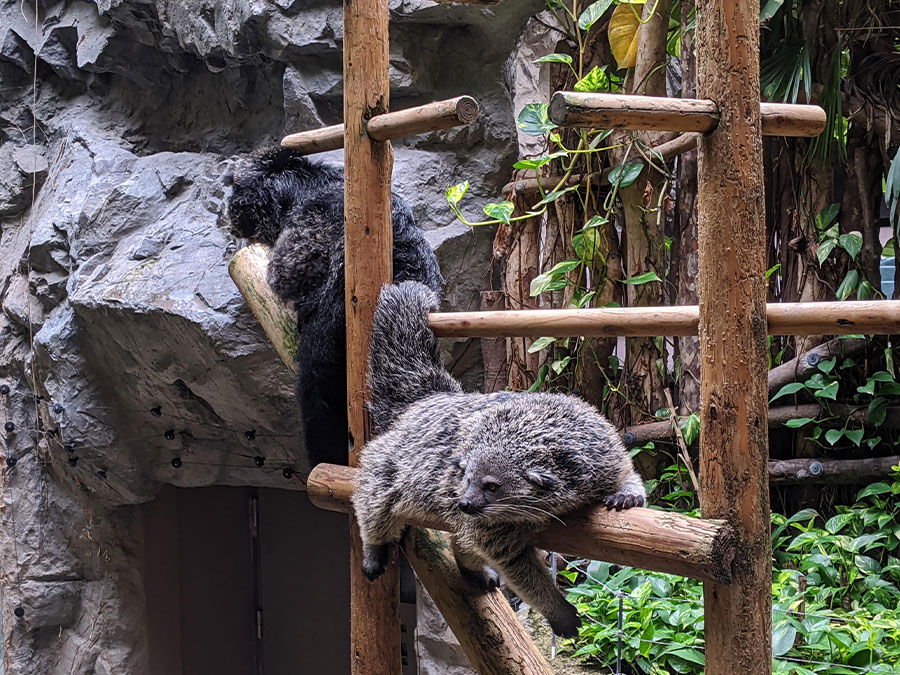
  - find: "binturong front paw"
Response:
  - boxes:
[603,491,646,511]
[362,544,390,581]
[459,565,501,592]
[548,601,581,638]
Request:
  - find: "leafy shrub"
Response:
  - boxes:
[560,468,900,673]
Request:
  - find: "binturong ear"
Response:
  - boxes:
[525,468,560,490]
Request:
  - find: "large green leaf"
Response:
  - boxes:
[622,270,662,285]
[534,53,573,66]
[574,65,610,93]
[517,103,555,137]
[836,269,859,301]
[817,238,837,266]
[577,0,616,30]
[772,624,797,657]
[446,181,470,206]
[608,161,644,187]
[839,232,863,260]
[770,382,804,402]
[483,201,514,224]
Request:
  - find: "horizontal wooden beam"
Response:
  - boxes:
[230,248,900,341]
[769,455,900,485]
[281,96,480,155]
[548,92,827,138]
[307,463,735,585]
[429,301,900,338]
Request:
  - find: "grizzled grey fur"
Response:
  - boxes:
[354,282,646,638]
[227,147,442,468]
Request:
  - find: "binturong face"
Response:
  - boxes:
[457,450,562,523]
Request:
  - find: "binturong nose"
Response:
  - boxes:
[458,497,481,515]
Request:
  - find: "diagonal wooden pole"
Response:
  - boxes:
[343,0,402,672]
[696,0,773,673]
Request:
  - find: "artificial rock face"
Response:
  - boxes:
[0,0,548,672]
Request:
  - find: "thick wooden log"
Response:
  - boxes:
[769,456,900,485]
[228,244,299,372]
[696,0,772,672]
[342,0,401,672]
[767,337,868,396]
[307,463,736,585]
[625,404,900,446]
[281,96,480,154]
[229,249,900,339]
[548,92,826,138]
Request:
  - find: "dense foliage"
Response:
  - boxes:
[559,468,900,673]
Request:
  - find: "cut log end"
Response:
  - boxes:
[455,96,481,124]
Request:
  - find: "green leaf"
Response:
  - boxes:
[817,357,836,374]
[527,364,548,392]
[574,65,610,93]
[857,482,891,500]
[825,428,844,445]
[512,151,567,171]
[550,356,572,374]
[869,401,886,427]
[836,269,859,301]
[679,414,701,446]
[814,381,839,400]
[770,382,805,402]
[446,181,470,206]
[534,184,580,207]
[583,215,608,230]
[855,554,882,574]
[765,263,782,280]
[839,231,863,260]
[483,201,514,224]
[529,273,568,296]
[817,238,837,266]
[815,202,840,230]
[622,270,662,285]
[609,161,644,188]
[534,53,573,66]
[573,228,603,264]
[844,428,864,446]
[883,238,895,258]
[825,512,854,533]
[772,624,797,657]
[577,0,616,30]
[527,336,556,354]
[784,417,814,428]
[869,371,895,382]
[517,103,555,137]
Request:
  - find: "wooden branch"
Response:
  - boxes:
[228,244,299,372]
[547,92,826,138]
[402,531,552,675]
[768,456,900,485]
[281,96,481,154]
[502,133,699,199]
[307,463,736,585]
[343,0,401,672]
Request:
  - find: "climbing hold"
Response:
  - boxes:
[171,457,183,469]
[13,607,24,618]
[53,403,64,414]
[254,456,265,467]
[4,422,14,433]
[0,384,9,395]
[809,461,824,476]
[245,429,256,441]
[96,468,108,479]
[164,429,175,441]
[623,431,636,446]
[150,406,162,417]
[6,456,16,467]
[68,457,78,468]
[282,467,294,480]
[806,352,821,366]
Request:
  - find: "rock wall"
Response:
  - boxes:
[0,0,549,671]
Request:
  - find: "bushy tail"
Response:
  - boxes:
[368,282,461,431]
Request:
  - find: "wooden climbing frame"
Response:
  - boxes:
[228,0,900,673]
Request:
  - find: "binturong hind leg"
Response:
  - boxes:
[492,545,580,638]
[352,446,405,582]
[451,537,500,591]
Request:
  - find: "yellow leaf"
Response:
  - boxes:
[608,2,640,69]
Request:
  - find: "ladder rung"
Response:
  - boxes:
[281,96,480,155]
[548,92,827,138]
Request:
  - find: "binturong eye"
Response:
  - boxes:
[481,479,499,493]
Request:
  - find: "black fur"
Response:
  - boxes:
[227,146,443,469]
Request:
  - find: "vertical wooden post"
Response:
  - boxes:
[343,0,401,673]
[696,0,772,674]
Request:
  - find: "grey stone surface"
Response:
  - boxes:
[0,0,547,671]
